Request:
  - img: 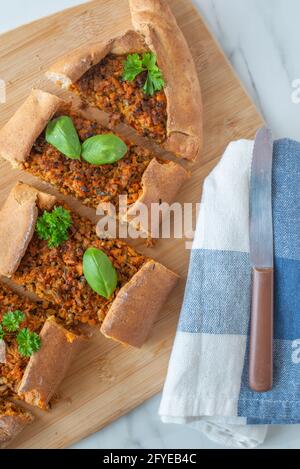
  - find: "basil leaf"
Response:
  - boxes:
[81,134,128,165]
[83,247,118,299]
[46,116,81,160]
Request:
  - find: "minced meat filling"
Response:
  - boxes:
[0,284,47,400]
[25,111,153,211]
[70,54,167,143]
[13,205,147,327]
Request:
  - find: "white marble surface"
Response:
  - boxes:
[1,0,300,450]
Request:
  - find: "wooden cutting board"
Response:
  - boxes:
[0,0,263,449]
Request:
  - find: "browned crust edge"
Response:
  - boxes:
[46,1,203,162]
[0,404,33,449]
[0,182,179,349]
[125,158,189,236]
[0,89,64,168]
[0,182,56,278]
[18,317,85,410]
[101,260,178,348]
[129,0,203,161]
[46,30,147,87]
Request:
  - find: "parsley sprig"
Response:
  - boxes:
[122,52,165,96]
[0,310,41,357]
[36,206,72,249]
[16,328,41,358]
[2,310,25,332]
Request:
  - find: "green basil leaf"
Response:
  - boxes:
[81,134,128,165]
[46,116,81,160]
[83,247,118,299]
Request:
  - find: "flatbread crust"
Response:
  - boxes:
[46,0,203,162]
[0,89,63,168]
[0,340,6,364]
[101,260,178,348]
[0,282,83,411]
[18,317,85,409]
[0,182,56,278]
[0,402,33,449]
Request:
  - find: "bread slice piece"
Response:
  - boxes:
[0,183,178,348]
[101,260,177,347]
[0,89,188,237]
[17,317,84,409]
[46,0,203,162]
[0,281,84,410]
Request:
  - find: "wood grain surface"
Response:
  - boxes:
[0,0,263,448]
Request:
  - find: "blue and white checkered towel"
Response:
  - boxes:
[159,138,300,448]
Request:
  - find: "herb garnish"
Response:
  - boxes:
[0,311,41,357]
[82,134,128,165]
[2,310,25,332]
[36,206,72,248]
[123,52,165,96]
[83,247,118,299]
[45,116,128,166]
[46,116,82,160]
[16,328,41,358]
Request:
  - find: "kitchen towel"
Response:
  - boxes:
[159,138,300,449]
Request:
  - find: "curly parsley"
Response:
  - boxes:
[2,310,25,332]
[0,310,41,357]
[36,206,72,248]
[16,328,41,358]
[123,52,165,96]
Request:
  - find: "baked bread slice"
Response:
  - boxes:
[0,400,33,449]
[46,0,203,162]
[0,183,178,348]
[0,89,188,236]
[0,282,84,410]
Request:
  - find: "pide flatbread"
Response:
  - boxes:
[0,182,178,348]
[46,0,203,162]
[0,89,188,236]
[0,282,84,412]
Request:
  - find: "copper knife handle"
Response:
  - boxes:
[249,267,274,392]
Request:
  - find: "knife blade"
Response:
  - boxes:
[249,127,274,392]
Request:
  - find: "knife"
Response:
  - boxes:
[249,127,274,392]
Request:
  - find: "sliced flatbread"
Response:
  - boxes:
[46,0,203,162]
[0,89,188,237]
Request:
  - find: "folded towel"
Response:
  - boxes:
[159,138,300,448]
